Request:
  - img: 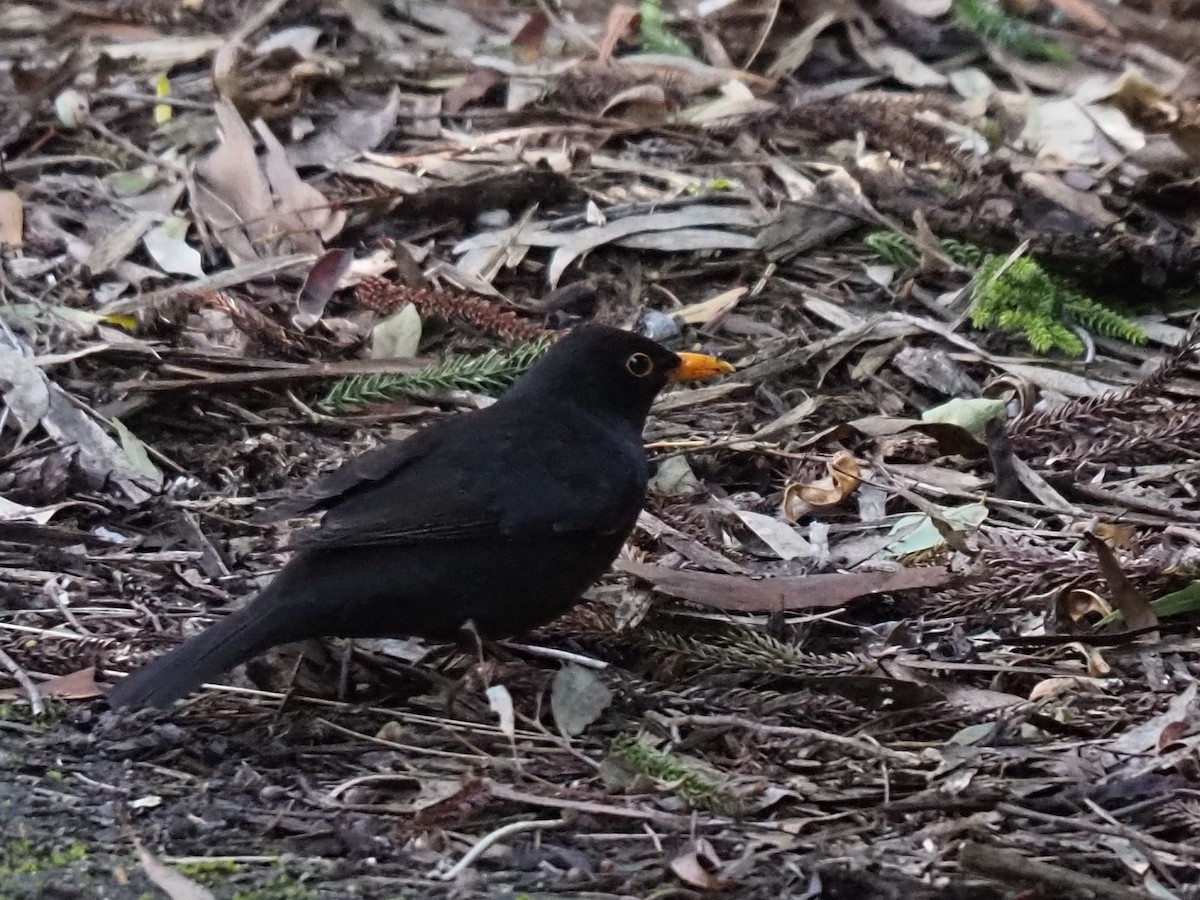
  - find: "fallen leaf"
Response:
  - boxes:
[487,684,515,740]
[921,397,1007,440]
[551,663,613,737]
[143,216,205,278]
[785,451,862,512]
[615,559,953,612]
[135,840,216,900]
[0,190,23,246]
[671,839,733,891]
[673,288,745,326]
[598,6,640,61]
[884,503,988,556]
[370,303,423,360]
[0,344,51,444]
[1086,532,1158,634]
[294,248,355,329]
[723,502,814,560]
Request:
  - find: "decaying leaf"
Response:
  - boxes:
[784,451,862,515]
[551,663,613,737]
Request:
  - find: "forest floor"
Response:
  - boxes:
[3,0,1200,897]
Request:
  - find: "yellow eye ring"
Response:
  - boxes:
[625,352,654,378]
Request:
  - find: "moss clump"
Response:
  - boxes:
[231,868,316,900]
[0,839,87,876]
[178,859,242,885]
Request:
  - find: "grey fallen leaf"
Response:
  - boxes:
[727,505,813,561]
[614,229,758,252]
[111,417,164,484]
[486,684,515,740]
[453,205,766,252]
[254,118,344,250]
[543,206,768,287]
[40,387,161,503]
[84,211,158,276]
[920,397,1006,439]
[0,497,78,525]
[850,35,947,87]
[648,455,700,495]
[254,24,321,56]
[143,216,204,278]
[551,663,613,738]
[135,840,216,900]
[370,303,422,359]
[0,344,51,443]
[196,101,275,262]
[893,347,981,398]
[289,87,404,168]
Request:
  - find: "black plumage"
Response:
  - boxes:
[108,325,732,709]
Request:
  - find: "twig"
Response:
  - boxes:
[996,803,1200,859]
[0,647,46,716]
[958,841,1153,900]
[438,817,564,881]
[666,714,923,766]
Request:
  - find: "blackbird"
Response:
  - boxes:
[108,325,733,708]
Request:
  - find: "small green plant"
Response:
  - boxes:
[609,734,739,814]
[230,865,316,900]
[864,231,983,268]
[178,859,242,884]
[970,255,1146,355]
[639,0,693,56]
[321,339,551,411]
[955,0,1073,62]
[0,840,86,877]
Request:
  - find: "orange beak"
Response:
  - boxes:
[668,352,735,382]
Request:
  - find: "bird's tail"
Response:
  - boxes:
[108,601,296,709]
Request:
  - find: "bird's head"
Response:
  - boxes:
[503,325,734,427]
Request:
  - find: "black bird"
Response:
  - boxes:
[108,325,733,708]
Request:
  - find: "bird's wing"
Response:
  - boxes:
[285,409,646,551]
[260,422,449,522]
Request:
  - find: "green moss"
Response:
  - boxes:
[178,859,242,884]
[0,839,87,876]
[231,869,316,900]
[0,699,70,729]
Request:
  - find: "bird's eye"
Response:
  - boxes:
[625,352,654,378]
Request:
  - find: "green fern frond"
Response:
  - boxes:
[609,734,738,814]
[320,340,551,411]
[865,231,921,267]
[1067,295,1149,344]
[955,0,1074,62]
[864,231,982,268]
[969,255,1144,356]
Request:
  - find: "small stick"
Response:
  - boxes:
[439,818,564,881]
[0,647,45,716]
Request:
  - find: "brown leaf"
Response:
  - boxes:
[443,68,504,114]
[295,248,355,328]
[1157,720,1188,754]
[615,559,953,612]
[0,191,23,247]
[511,11,550,61]
[1085,532,1158,633]
[597,6,639,62]
[784,450,861,511]
[670,839,733,891]
[0,666,101,701]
